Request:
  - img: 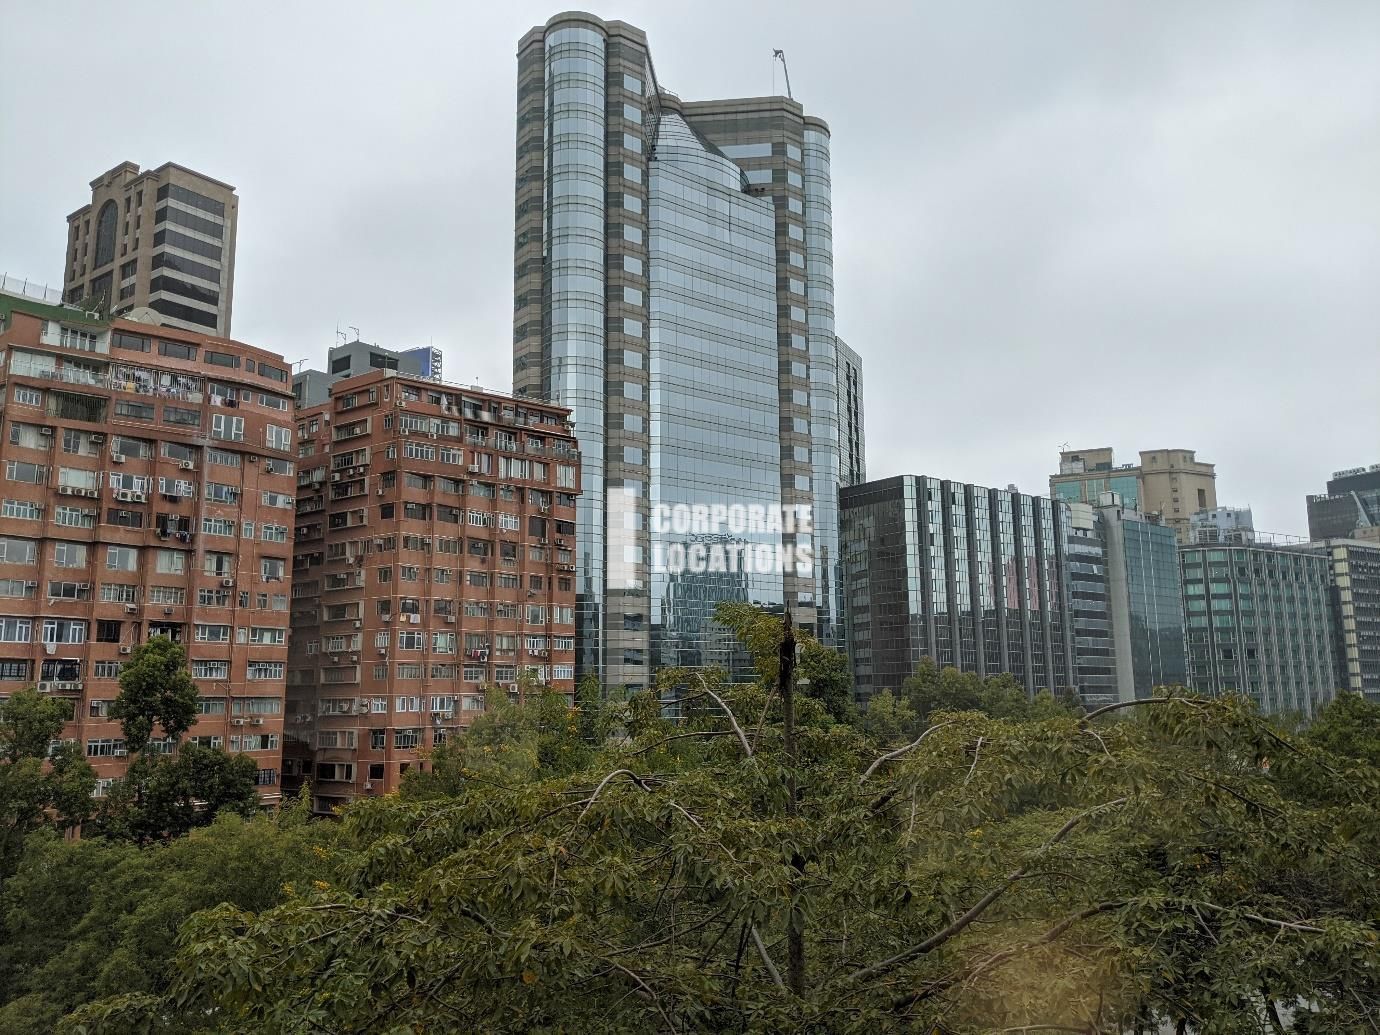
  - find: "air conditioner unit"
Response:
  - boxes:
[124,603,138,614]
[116,489,134,502]
[36,681,55,693]
[331,473,340,481]
[83,488,100,498]
[78,582,89,591]
[113,748,127,757]
[90,433,105,443]
[39,426,53,436]
[468,464,480,473]
[119,646,132,655]
[221,578,235,588]
[57,485,75,496]
[377,648,387,656]
[231,718,247,726]
[330,655,340,663]
[349,655,358,663]
[444,615,455,623]
[251,718,265,726]
[381,614,392,623]
[249,455,259,462]
[400,429,410,436]
[56,681,81,692]
[163,607,174,616]
[352,620,362,629]
[180,460,195,470]
[111,454,125,464]
[409,614,420,625]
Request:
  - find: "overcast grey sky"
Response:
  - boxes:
[2,1,1376,535]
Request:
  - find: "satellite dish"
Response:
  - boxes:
[124,305,164,326]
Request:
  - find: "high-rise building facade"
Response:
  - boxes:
[1305,538,1380,702]
[512,13,861,689]
[1051,447,1216,544]
[64,162,238,337]
[840,475,1075,701]
[1180,542,1338,716]
[1306,464,1380,540]
[0,292,296,799]
[284,370,579,812]
[1066,495,1187,707]
[293,339,445,408]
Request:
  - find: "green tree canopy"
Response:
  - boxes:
[714,600,854,722]
[0,689,94,882]
[92,744,259,846]
[61,677,1380,1033]
[110,637,199,753]
[0,795,329,1034]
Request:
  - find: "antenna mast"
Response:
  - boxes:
[772,49,793,99]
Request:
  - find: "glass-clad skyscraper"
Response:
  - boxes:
[1180,543,1337,716]
[840,475,1075,701]
[513,14,863,688]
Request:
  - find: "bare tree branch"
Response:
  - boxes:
[751,924,786,993]
[1079,696,1201,726]
[625,730,737,757]
[577,769,650,823]
[859,721,958,784]
[696,673,754,760]
[849,798,1128,984]
[1195,901,1324,933]
[963,736,984,786]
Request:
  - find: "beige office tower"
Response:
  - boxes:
[513,13,864,690]
[1051,447,1216,544]
[64,162,238,338]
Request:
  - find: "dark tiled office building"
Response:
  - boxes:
[1306,464,1380,541]
[841,476,1075,701]
[1180,542,1338,716]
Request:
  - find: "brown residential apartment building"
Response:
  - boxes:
[284,370,579,813]
[0,290,295,801]
[64,162,238,337]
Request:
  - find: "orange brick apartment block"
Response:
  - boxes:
[0,297,295,801]
[284,370,579,811]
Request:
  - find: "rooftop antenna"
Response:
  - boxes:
[334,326,347,346]
[772,49,793,100]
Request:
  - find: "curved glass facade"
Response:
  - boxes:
[648,113,782,676]
[545,21,608,675]
[515,16,861,689]
[802,127,843,648]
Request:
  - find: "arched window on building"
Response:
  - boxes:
[94,200,118,268]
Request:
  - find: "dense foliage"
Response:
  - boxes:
[0,689,95,881]
[110,637,201,753]
[0,612,1376,1033]
[0,799,330,1033]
